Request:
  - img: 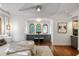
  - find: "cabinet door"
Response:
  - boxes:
[27,35,34,40]
[71,36,78,49]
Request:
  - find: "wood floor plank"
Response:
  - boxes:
[35,42,78,56]
[52,46,78,56]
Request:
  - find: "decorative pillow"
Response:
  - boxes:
[0,39,7,46]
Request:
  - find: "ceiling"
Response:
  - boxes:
[0,3,79,18]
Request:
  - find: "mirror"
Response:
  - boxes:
[43,24,48,33]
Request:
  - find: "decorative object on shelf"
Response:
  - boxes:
[36,24,41,34]
[0,39,7,46]
[43,24,48,33]
[29,24,35,33]
[58,22,67,33]
[72,16,78,36]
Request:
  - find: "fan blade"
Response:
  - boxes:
[0,8,10,15]
[19,3,48,11]
[19,6,37,11]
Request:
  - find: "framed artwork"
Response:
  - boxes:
[58,22,67,33]
[36,24,41,33]
[42,24,48,33]
[29,24,35,33]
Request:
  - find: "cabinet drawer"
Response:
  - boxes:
[71,36,78,49]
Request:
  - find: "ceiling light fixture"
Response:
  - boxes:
[37,7,40,12]
[36,6,41,12]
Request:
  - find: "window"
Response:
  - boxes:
[36,24,41,33]
[43,24,48,33]
[29,24,35,33]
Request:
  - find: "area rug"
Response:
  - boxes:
[33,46,53,56]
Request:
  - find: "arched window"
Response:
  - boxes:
[43,24,48,33]
[29,24,35,33]
[36,24,41,33]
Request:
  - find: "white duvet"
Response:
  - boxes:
[0,40,34,56]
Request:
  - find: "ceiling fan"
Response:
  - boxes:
[19,4,47,12]
[19,5,42,12]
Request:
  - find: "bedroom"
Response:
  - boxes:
[0,3,79,56]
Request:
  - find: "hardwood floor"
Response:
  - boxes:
[52,46,78,56]
[35,42,79,56]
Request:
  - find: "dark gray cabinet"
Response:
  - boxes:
[26,34,51,42]
[71,36,78,49]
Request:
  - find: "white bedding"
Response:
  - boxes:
[0,35,34,56]
[7,41,34,54]
[0,44,9,56]
[7,42,30,54]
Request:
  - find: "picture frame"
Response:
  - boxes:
[58,22,67,33]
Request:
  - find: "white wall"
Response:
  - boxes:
[52,15,72,45]
[11,16,25,41]
[11,14,72,46]
[11,13,73,46]
[11,17,54,42]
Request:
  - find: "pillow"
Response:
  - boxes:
[4,37,13,43]
[0,39,7,46]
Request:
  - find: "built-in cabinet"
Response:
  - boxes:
[72,19,78,36]
[71,36,78,49]
[26,34,51,43]
[71,16,78,49]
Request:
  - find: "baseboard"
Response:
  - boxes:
[51,42,71,46]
